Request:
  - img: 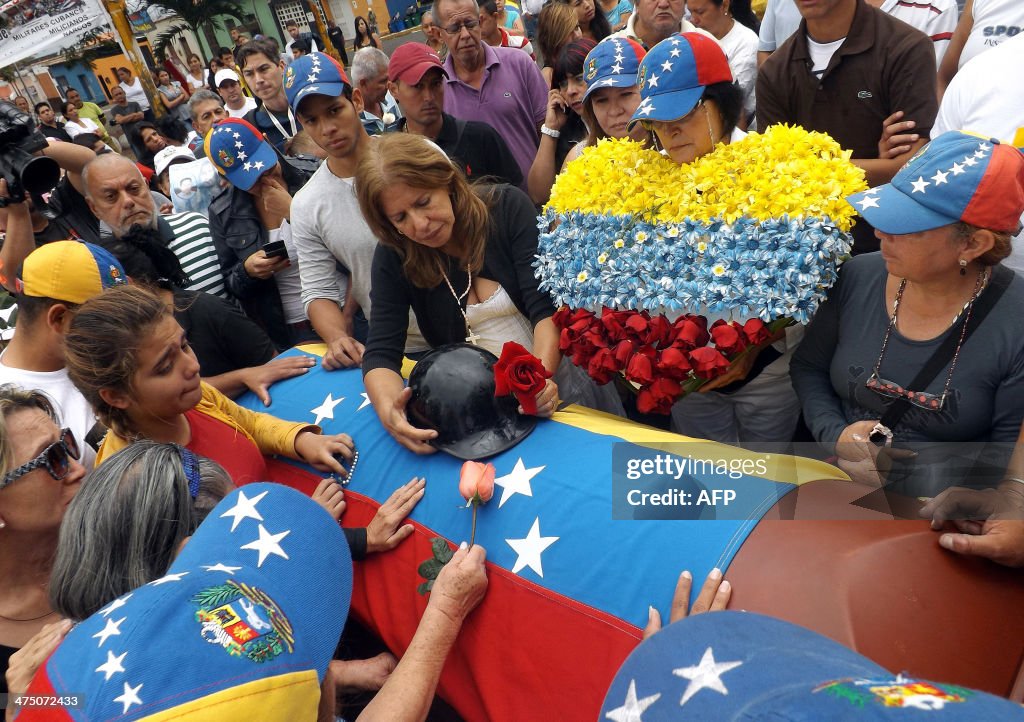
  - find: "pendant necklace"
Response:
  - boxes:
[438,259,480,345]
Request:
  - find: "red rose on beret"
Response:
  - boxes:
[493,341,552,414]
[625,352,655,386]
[689,347,731,380]
[613,339,636,368]
[637,377,682,414]
[601,308,633,337]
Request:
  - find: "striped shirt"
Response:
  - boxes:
[161,212,228,299]
[880,0,958,64]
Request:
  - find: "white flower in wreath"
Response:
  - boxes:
[614,238,625,249]
[696,240,708,254]
[666,225,680,238]
[635,231,648,243]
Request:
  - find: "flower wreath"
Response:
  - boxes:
[535,125,868,413]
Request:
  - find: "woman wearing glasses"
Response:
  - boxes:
[791,131,1024,494]
[0,386,84,698]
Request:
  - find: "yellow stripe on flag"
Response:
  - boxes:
[141,670,321,720]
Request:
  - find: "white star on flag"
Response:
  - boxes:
[950,162,965,175]
[254,161,265,170]
[614,54,625,62]
[220,489,268,531]
[357,393,372,411]
[241,524,291,567]
[304,85,320,94]
[93,617,126,647]
[494,458,545,507]
[638,104,654,116]
[963,155,978,167]
[506,517,558,577]
[243,162,253,171]
[232,132,240,139]
[670,48,681,57]
[203,563,242,574]
[311,392,344,424]
[114,682,144,714]
[99,594,132,617]
[237,151,248,160]
[149,571,188,586]
[647,73,659,88]
[669,36,681,44]
[610,63,624,73]
[910,176,929,194]
[308,73,319,82]
[605,679,661,722]
[856,195,880,210]
[979,143,991,151]
[660,60,673,71]
[931,169,949,185]
[598,78,618,87]
[95,650,127,681]
[673,647,743,705]
[235,141,244,149]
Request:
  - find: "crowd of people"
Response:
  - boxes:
[2,0,1024,717]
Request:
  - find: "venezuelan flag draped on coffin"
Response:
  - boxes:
[236,346,841,721]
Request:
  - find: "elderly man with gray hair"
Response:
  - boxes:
[351,46,403,135]
[82,153,228,299]
[186,89,229,144]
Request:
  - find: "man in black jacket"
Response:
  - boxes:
[206,117,322,350]
[326,19,350,66]
[388,42,523,188]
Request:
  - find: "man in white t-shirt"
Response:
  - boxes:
[612,0,714,49]
[0,241,131,469]
[932,32,1024,274]
[215,69,258,118]
[284,52,427,371]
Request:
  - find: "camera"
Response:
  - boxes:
[0,99,61,206]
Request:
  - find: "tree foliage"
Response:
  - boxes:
[148,0,245,61]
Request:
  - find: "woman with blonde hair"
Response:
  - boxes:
[356,134,622,453]
[536,2,583,84]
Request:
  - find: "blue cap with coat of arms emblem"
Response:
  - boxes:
[600,611,1024,720]
[285,51,352,114]
[582,36,646,102]
[24,482,353,720]
[205,117,280,192]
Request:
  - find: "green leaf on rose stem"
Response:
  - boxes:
[418,558,445,581]
[417,579,434,595]
[432,537,454,564]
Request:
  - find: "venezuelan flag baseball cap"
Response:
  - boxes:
[583,36,646,102]
[205,118,278,192]
[20,483,352,721]
[17,241,128,304]
[284,51,351,114]
[600,611,1024,720]
[847,131,1024,235]
[628,32,732,130]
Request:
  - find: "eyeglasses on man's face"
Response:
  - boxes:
[442,18,480,35]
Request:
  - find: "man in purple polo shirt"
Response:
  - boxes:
[435,0,548,182]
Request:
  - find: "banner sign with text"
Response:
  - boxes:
[0,0,109,67]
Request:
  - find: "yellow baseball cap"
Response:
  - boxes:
[18,241,129,304]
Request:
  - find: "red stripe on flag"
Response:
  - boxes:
[18,663,74,721]
[265,459,642,720]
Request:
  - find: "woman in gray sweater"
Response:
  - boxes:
[791,132,1024,495]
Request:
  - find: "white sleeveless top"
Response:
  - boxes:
[464,285,533,358]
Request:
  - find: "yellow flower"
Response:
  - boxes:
[712,264,726,277]
[546,127,867,232]
[614,239,625,249]
[597,253,608,264]
[577,271,589,282]
[696,240,707,254]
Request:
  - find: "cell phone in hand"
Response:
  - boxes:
[263,239,288,260]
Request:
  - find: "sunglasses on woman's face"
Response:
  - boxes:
[0,428,81,490]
